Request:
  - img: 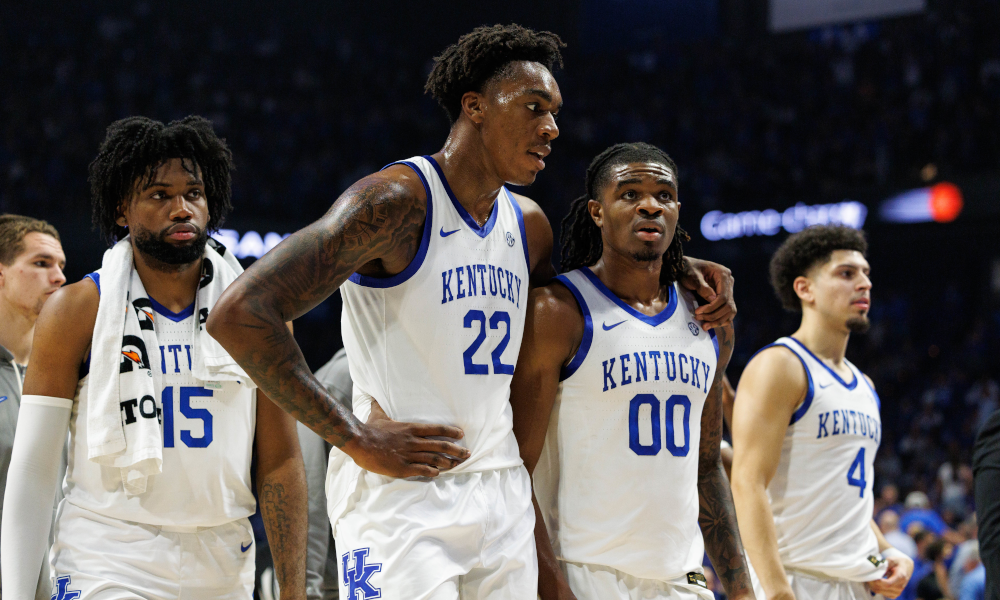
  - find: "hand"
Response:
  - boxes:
[679,257,736,330]
[343,398,471,478]
[867,554,914,599]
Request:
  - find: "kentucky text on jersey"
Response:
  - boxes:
[601,350,712,394]
[441,263,522,308]
[817,407,881,443]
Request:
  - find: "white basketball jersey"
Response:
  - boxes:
[762,336,886,581]
[65,282,257,527]
[340,155,530,473]
[533,268,719,582]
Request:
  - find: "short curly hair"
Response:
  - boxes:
[769,225,868,311]
[425,24,565,123]
[88,116,234,244]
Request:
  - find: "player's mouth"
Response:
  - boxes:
[527,146,550,170]
[164,222,199,242]
[851,297,871,310]
[634,221,664,242]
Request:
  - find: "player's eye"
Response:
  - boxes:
[188,189,203,199]
[526,103,539,111]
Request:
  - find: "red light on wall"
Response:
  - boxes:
[929,182,963,223]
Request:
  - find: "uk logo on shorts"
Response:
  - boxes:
[51,575,81,600]
[342,547,382,599]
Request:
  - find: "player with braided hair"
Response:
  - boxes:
[209,24,735,598]
[512,142,752,600]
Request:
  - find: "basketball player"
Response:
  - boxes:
[0,214,66,600]
[510,143,752,600]
[1,117,307,599]
[730,225,914,599]
[207,25,736,599]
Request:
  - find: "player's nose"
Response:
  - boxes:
[538,112,559,141]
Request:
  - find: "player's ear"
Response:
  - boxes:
[793,275,814,306]
[588,199,604,228]
[460,91,486,125]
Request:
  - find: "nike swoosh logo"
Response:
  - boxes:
[440,227,460,237]
[0,396,6,403]
[241,541,252,552]
[602,321,626,330]
[818,382,833,389]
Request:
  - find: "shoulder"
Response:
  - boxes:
[510,193,551,238]
[523,280,585,353]
[330,165,428,216]
[740,343,809,397]
[38,279,99,334]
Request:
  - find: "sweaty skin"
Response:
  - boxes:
[207,62,738,479]
[511,162,751,600]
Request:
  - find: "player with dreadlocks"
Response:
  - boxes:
[1,116,308,600]
[208,24,735,598]
[511,142,753,600]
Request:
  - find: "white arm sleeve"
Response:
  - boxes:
[1,395,72,599]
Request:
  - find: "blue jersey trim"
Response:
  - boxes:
[348,160,434,288]
[147,296,195,322]
[505,189,531,272]
[749,342,815,425]
[785,336,858,390]
[859,369,881,410]
[709,329,719,359]
[579,267,677,326]
[553,275,594,382]
[425,155,499,238]
[85,272,100,295]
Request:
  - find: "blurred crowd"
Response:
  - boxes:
[2,1,998,222]
[3,2,1000,598]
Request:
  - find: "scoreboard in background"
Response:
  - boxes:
[770,0,924,32]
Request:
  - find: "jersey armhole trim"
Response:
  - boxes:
[505,189,531,272]
[554,275,593,382]
[85,272,100,295]
[749,342,815,425]
[348,160,434,288]
[859,368,881,410]
[709,328,719,359]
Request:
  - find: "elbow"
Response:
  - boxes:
[205,291,242,344]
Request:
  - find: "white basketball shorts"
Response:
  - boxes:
[48,501,254,600]
[563,561,715,600]
[786,570,885,600]
[331,465,537,600]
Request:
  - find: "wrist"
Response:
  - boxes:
[881,547,906,560]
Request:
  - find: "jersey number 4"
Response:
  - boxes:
[161,386,213,448]
[463,310,515,375]
[847,447,866,497]
[628,393,691,457]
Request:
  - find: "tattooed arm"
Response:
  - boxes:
[207,167,470,477]
[255,388,308,600]
[698,322,754,599]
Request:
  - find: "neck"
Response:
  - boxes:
[792,309,851,365]
[131,245,202,313]
[432,122,506,226]
[0,299,35,364]
[591,246,666,310]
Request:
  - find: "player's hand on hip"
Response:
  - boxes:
[866,554,914,599]
[679,256,737,330]
[345,398,471,478]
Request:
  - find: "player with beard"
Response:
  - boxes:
[730,225,913,600]
[1,116,308,599]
